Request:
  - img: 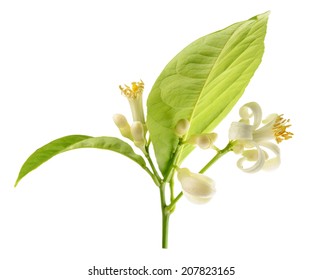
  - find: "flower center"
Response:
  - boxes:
[273,114,293,143]
[119,80,144,99]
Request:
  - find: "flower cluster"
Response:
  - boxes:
[173,102,292,205]
[114,83,293,206]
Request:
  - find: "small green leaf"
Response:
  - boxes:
[15,135,146,186]
[147,12,269,175]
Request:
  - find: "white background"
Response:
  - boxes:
[0,0,322,279]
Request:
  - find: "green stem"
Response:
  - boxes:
[199,141,235,174]
[170,177,175,201]
[159,183,170,248]
[159,139,183,249]
[145,147,162,184]
[144,166,160,186]
[164,139,183,183]
[166,192,183,212]
[162,210,170,248]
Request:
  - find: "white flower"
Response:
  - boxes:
[177,168,216,204]
[119,80,145,123]
[229,102,293,173]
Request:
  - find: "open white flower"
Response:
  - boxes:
[229,102,293,173]
[119,80,145,123]
[177,168,216,204]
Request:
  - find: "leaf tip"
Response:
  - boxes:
[259,10,271,19]
[14,178,20,188]
[249,11,270,21]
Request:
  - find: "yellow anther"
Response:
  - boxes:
[119,80,144,99]
[273,114,293,143]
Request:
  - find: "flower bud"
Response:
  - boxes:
[175,119,190,137]
[196,133,217,149]
[113,114,133,140]
[177,168,215,204]
[131,121,146,149]
[187,133,217,149]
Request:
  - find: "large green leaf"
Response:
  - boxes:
[15,135,147,186]
[147,12,269,175]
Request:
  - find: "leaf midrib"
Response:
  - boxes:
[183,21,252,140]
[174,20,259,169]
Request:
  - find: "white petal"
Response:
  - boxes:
[242,149,259,161]
[262,114,278,124]
[208,132,218,143]
[196,135,211,149]
[113,114,132,140]
[113,114,128,128]
[259,142,281,170]
[263,157,281,170]
[180,173,215,197]
[182,192,214,204]
[177,168,191,181]
[128,94,145,123]
[237,143,266,173]
[253,118,277,142]
[177,168,216,204]
[131,122,146,151]
[239,102,262,129]
[229,122,253,140]
[131,121,145,142]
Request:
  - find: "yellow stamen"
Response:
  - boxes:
[273,114,293,143]
[119,80,144,99]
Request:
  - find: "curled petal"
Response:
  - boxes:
[252,115,278,142]
[239,102,262,129]
[231,102,290,173]
[260,142,281,170]
[229,122,253,140]
[237,142,266,173]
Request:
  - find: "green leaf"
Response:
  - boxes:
[15,135,147,186]
[147,12,269,175]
